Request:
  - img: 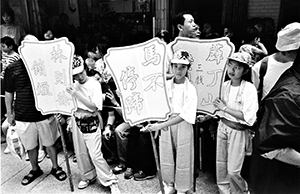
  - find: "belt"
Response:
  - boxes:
[221,118,249,131]
[75,116,99,133]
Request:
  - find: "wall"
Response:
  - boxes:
[248,0,281,30]
[60,0,80,28]
[155,0,168,34]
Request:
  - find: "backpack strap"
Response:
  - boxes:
[257,57,268,102]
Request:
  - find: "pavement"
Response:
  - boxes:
[1,140,218,194]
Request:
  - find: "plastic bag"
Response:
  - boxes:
[6,125,25,160]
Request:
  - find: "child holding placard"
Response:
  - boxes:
[141,49,198,194]
[213,52,258,194]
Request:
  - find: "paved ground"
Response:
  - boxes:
[1,141,218,194]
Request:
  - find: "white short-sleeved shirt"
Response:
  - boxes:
[74,77,103,112]
[218,80,258,126]
[166,77,198,124]
[252,54,293,99]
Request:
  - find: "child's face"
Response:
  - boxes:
[171,63,189,83]
[73,70,88,84]
[227,60,247,80]
[85,58,96,69]
[1,43,11,53]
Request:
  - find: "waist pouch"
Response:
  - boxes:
[75,116,99,134]
[221,118,249,131]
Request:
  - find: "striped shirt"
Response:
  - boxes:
[2,51,20,70]
[4,59,50,122]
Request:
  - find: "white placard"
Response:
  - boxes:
[104,38,171,126]
[19,37,77,115]
[170,37,235,115]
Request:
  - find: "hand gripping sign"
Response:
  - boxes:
[104,38,171,126]
[170,37,235,115]
[19,37,77,116]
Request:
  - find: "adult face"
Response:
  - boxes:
[189,24,201,38]
[44,30,54,40]
[2,13,12,24]
[224,28,233,38]
[179,14,196,37]
[202,23,212,34]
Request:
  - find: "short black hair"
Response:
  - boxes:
[1,36,16,47]
[243,26,260,43]
[156,30,171,43]
[172,11,190,37]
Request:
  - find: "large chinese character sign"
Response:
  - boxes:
[170,37,235,115]
[104,38,171,126]
[19,37,77,115]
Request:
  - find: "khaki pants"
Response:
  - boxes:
[216,121,248,194]
[71,116,117,186]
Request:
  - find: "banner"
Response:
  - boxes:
[170,37,235,115]
[19,37,77,116]
[104,38,171,126]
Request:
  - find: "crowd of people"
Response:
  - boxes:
[1,5,300,194]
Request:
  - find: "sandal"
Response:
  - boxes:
[21,168,43,186]
[50,166,67,181]
[72,155,77,163]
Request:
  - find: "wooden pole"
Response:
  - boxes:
[57,119,74,192]
[193,119,199,192]
[149,131,165,194]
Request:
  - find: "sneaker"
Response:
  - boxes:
[124,168,134,179]
[25,152,29,161]
[38,150,46,163]
[72,155,77,163]
[112,164,126,174]
[77,177,97,189]
[110,183,121,194]
[133,170,155,181]
[157,184,176,194]
[4,146,10,154]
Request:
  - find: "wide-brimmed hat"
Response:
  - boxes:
[72,55,84,75]
[276,22,300,51]
[171,49,194,65]
[228,52,251,66]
